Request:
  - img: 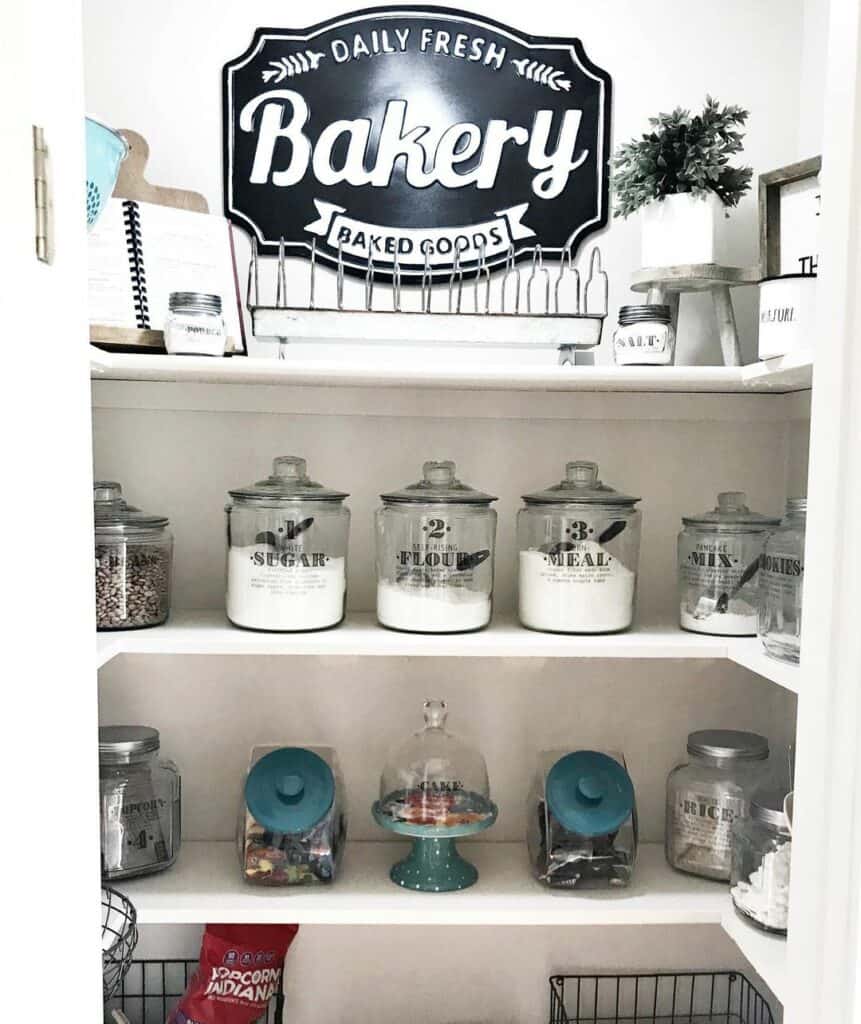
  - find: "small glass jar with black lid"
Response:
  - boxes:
[666,729,770,881]
[731,788,792,934]
[94,481,173,631]
[226,456,350,632]
[99,726,181,881]
[375,461,497,634]
[612,304,676,366]
[679,492,781,636]
[759,498,806,664]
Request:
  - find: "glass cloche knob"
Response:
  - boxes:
[423,698,448,729]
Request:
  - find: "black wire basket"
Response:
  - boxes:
[102,888,139,1002]
[107,959,283,1024]
[549,971,774,1024]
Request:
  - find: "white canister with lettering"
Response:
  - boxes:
[757,274,817,360]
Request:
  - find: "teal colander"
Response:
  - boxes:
[85,117,128,229]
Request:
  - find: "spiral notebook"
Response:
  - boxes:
[88,198,245,352]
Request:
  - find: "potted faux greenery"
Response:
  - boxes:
[612,96,753,267]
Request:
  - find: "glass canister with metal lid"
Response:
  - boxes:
[517,461,642,634]
[666,729,770,881]
[730,787,792,934]
[94,481,173,631]
[375,461,497,634]
[99,726,181,881]
[226,456,350,632]
[678,492,781,636]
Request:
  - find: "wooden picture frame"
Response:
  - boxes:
[758,155,822,278]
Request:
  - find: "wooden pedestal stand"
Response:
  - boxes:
[630,264,760,367]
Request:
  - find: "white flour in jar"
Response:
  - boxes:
[518,543,635,633]
[731,841,791,931]
[680,597,758,636]
[377,581,490,632]
[227,546,345,631]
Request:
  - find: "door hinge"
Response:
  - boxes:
[33,125,51,264]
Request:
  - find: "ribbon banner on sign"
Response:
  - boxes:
[223,6,612,279]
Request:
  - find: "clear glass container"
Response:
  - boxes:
[759,498,806,664]
[99,726,181,881]
[612,304,676,366]
[528,749,638,889]
[164,291,226,357]
[678,492,780,636]
[238,745,346,886]
[372,699,497,891]
[375,461,497,634]
[226,456,350,632]
[731,788,792,934]
[517,461,641,633]
[666,729,769,881]
[94,482,173,631]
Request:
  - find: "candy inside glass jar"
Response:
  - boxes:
[93,482,172,631]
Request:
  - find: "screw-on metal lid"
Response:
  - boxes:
[99,725,160,763]
[618,304,671,326]
[687,729,769,761]
[93,481,169,534]
[229,456,348,505]
[381,460,497,505]
[169,291,222,314]
[682,492,781,529]
[749,788,792,832]
[522,461,639,506]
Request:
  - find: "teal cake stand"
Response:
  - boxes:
[372,800,498,892]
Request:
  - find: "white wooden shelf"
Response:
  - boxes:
[96,610,799,693]
[89,346,813,394]
[116,840,785,999]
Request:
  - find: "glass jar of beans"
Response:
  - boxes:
[94,481,173,631]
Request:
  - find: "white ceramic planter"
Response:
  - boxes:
[758,274,817,359]
[641,192,727,267]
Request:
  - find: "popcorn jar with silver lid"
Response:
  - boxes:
[678,492,780,637]
[99,725,181,881]
[666,729,770,881]
[517,461,641,634]
[226,456,350,632]
[375,461,497,634]
[94,482,173,631]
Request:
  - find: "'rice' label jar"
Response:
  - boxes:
[666,729,769,881]
[678,492,780,636]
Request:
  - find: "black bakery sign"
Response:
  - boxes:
[223,6,611,279]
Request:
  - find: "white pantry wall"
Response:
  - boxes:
[82,0,805,365]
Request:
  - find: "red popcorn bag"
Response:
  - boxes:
[168,924,299,1024]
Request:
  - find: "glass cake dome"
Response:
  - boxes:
[373,699,497,891]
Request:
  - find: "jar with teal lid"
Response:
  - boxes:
[527,749,638,888]
[238,745,346,885]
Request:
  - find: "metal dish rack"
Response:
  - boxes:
[107,960,282,1024]
[549,972,774,1024]
[246,238,609,363]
